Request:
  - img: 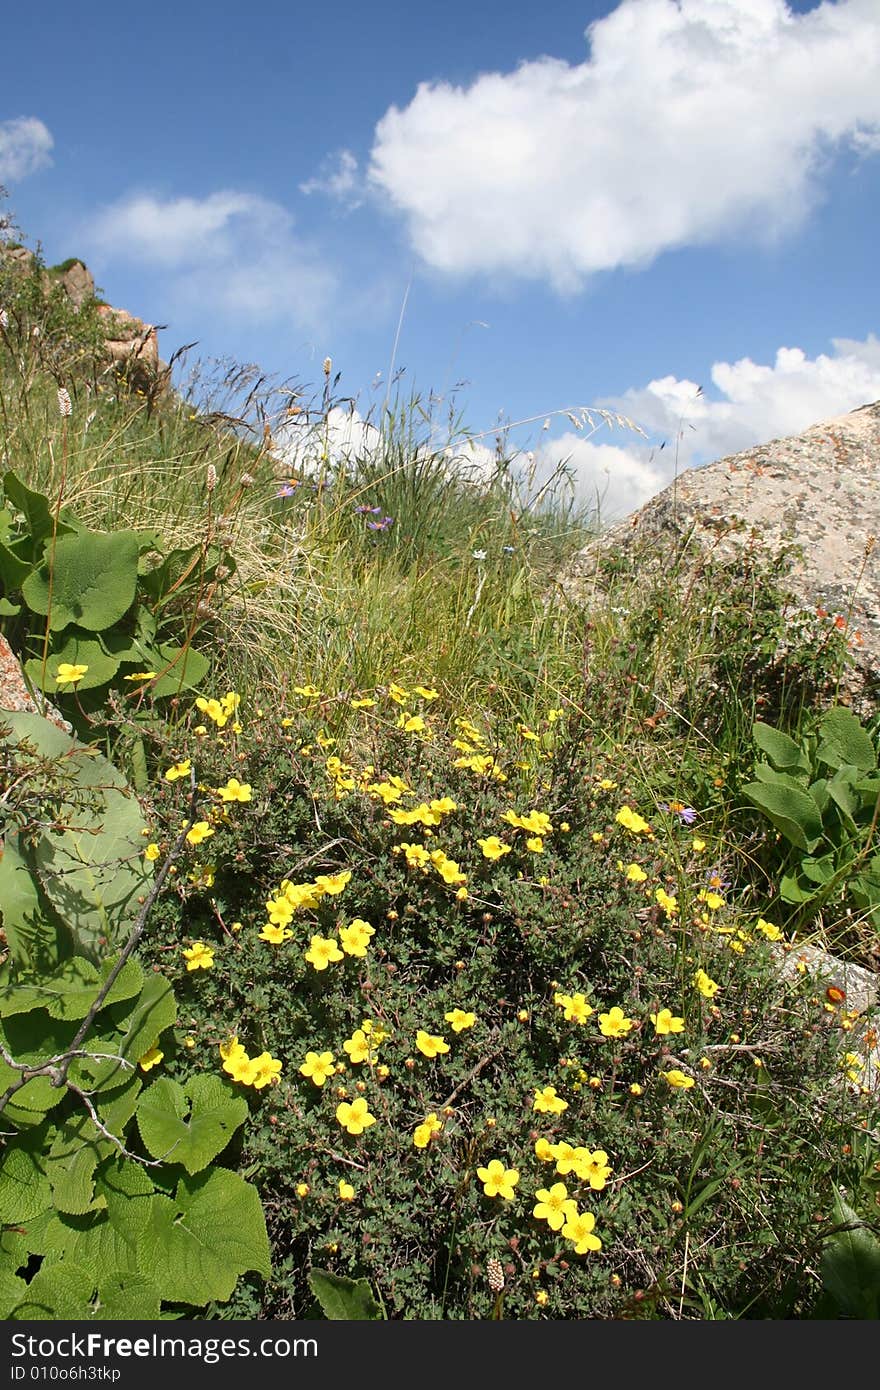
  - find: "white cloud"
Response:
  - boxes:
[367,0,880,288]
[526,333,880,520]
[299,150,363,207]
[0,117,53,183]
[84,191,336,329]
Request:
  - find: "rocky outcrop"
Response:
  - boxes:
[96,303,163,392]
[559,400,880,709]
[55,259,95,308]
[0,244,167,393]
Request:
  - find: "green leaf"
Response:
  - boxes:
[0,956,143,1021]
[0,1138,51,1224]
[817,707,878,773]
[8,1260,95,1320]
[742,780,825,852]
[779,870,819,905]
[145,642,210,698]
[0,540,30,589]
[0,1271,28,1319]
[25,632,122,694]
[136,1074,249,1175]
[22,528,139,633]
[0,832,59,970]
[308,1268,385,1320]
[752,721,810,772]
[820,1195,880,1318]
[0,713,154,959]
[91,1272,162,1321]
[2,470,80,546]
[139,1169,271,1306]
[46,1116,109,1216]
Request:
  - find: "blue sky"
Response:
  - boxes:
[2,0,879,518]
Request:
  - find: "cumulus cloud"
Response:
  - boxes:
[367,0,880,288]
[84,190,336,329]
[299,150,364,207]
[0,117,53,183]
[524,333,880,521]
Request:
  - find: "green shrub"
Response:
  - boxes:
[136,681,879,1320]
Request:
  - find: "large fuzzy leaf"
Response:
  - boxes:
[22,529,139,632]
[136,1075,248,1175]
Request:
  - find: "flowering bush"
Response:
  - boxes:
[138,683,879,1320]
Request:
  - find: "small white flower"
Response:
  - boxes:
[472,549,487,561]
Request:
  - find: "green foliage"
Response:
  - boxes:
[308,1268,385,1320]
[742,706,880,931]
[0,469,226,718]
[0,948,270,1319]
[816,1194,880,1319]
[0,712,154,962]
[138,686,878,1321]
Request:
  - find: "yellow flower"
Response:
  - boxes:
[693,969,720,999]
[338,1179,356,1201]
[562,1208,602,1254]
[692,837,707,853]
[185,821,215,846]
[304,935,344,971]
[444,1008,476,1033]
[295,1182,310,1198]
[164,759,192,782]
[338,918,375,957]
[144,842,161,862]
[249,1052,283,1089]
[615,805,650,834]
[313,870,352,895]
[598,1006,634,1038]
[756,917,782,941]
[55,662,89,685]
[293,684,322,698]
[624,862,648,882]
[654,887,678,917]
[415,1030,450,1058]
[258,923,292,945]
[651,1008,685,1036]
[336,1097,376,1135]
[533,1085,568,1115]
[477,835,512,860]
[350,696,376,709]
[138,1046,163,1072]
[343,1030,377,1066]
[215,777,252,803]
[573,1149,612,1190]
[182,942,214,972]
[413,1113,443,1149]
[387,682,409,704]
[525,836,544,853]
[533,1183,574,1231]
[534,1137,557,1163]
[662,1069,696,1090]
[300,1051,335,1086]
[413,685,439,700]
[554,991,593,1024]
[476,1159,519,1200]
[698,889,725,911]
[397,712,426,733]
